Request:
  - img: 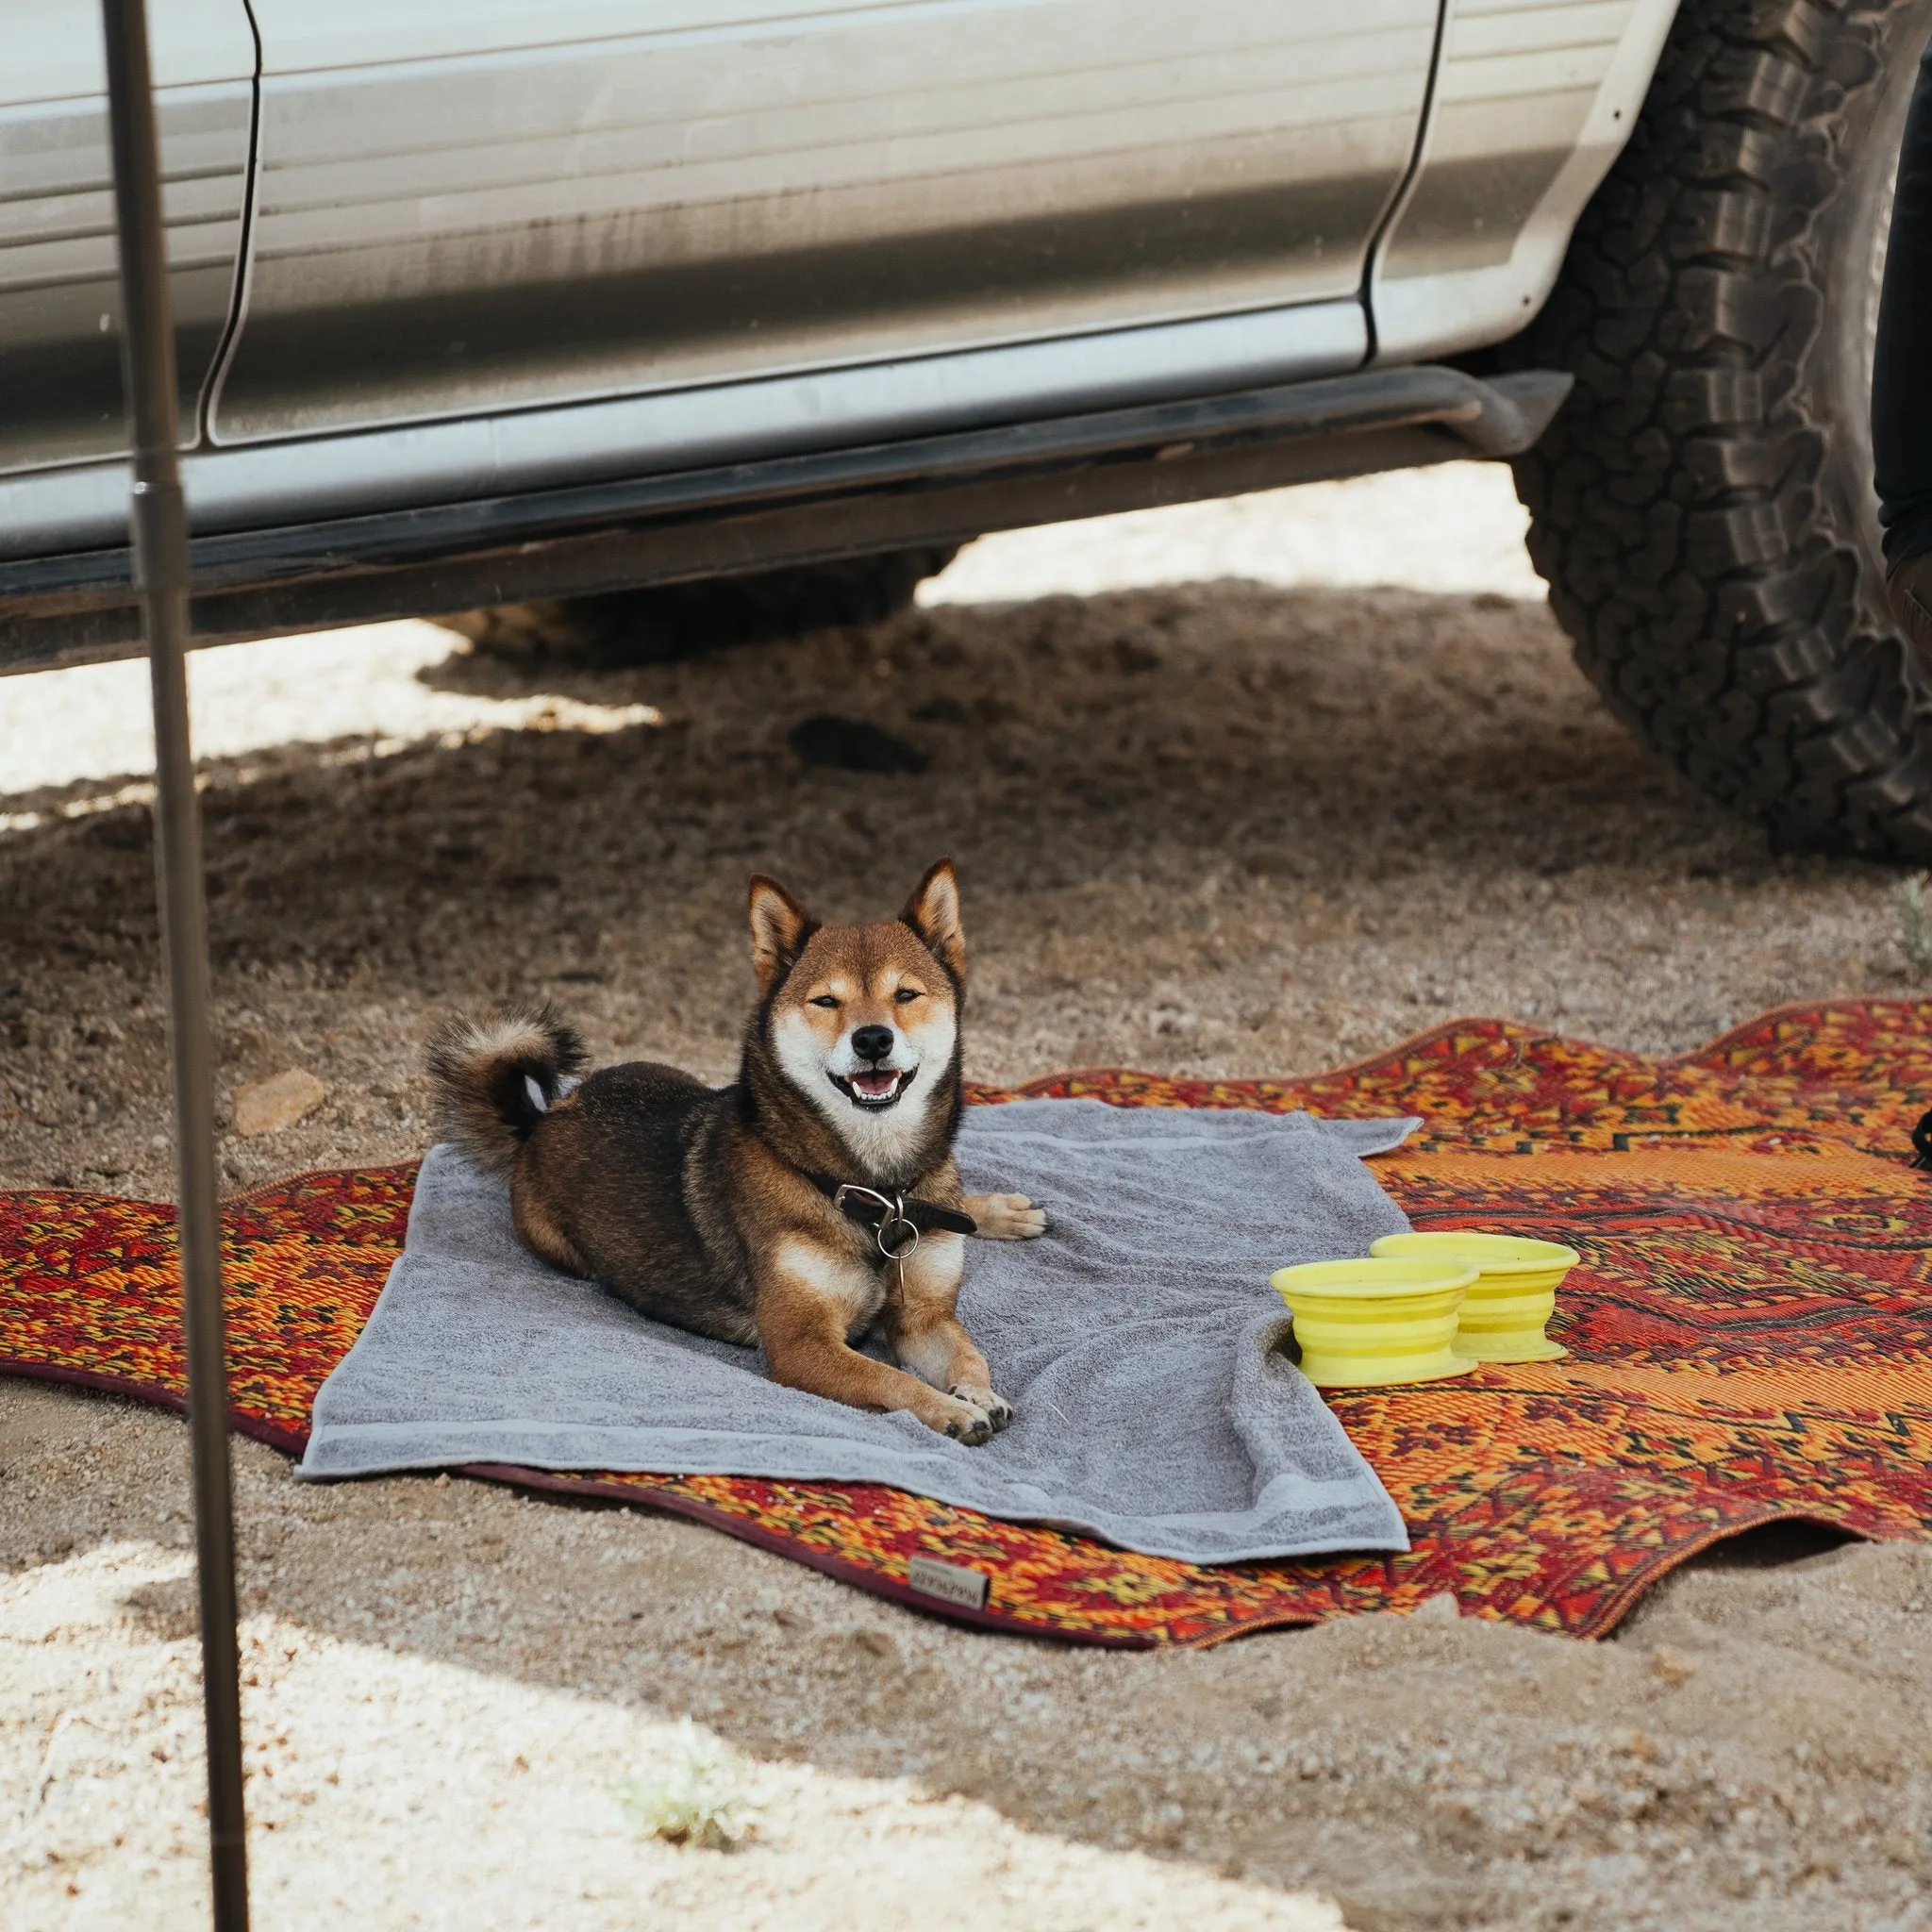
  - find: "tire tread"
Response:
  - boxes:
[1510,0,1932,854]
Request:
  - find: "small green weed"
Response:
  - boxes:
[614,1717,755,1851]
[1896,873,1932,977]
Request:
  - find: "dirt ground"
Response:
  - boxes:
[5,507,1932,1928]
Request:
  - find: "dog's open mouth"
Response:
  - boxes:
[831,1067,916,1110]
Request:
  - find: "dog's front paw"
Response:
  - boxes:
[920,1390,996,1446]
[950,1383,1013,1433]
[969,1192,1048,1240]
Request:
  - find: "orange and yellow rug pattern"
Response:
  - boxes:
[5,998,1932,1646]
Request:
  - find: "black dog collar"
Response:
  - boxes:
[805,1173,977,1257]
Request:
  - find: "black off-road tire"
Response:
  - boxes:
[447,545,958,668]
[1511,0,1932,857]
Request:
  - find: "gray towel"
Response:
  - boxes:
[300,1098,1418,1563]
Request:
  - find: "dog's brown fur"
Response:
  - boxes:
[426,861,1043,1442]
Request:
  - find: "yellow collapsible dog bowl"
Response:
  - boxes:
[1270,1257,1479,1389]
[1370,1231,1576,1362]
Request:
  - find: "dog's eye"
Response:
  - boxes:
[893,988,922,1004]
[809,994,841,1010]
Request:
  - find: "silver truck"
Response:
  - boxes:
[4,0,1926,856]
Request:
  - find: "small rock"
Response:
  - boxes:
[787,714,928,774]
[1883,1830,1924,1870]
[234,1069,326,1137]
[1413,1591,1461,1621]
[1650,1644,1697,1687]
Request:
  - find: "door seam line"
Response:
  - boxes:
[196,0,264,451]
[1357,0,1453,368]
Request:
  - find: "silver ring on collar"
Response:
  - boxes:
[832,1184,922,1263]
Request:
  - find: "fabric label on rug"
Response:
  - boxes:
[908,1556,991,1609]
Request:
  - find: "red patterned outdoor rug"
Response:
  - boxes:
[5,997,1932,1646]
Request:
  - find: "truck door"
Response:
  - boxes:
[211,0,1441,444]
[0,0,256,474]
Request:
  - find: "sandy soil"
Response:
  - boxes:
[4,470,1930,1930]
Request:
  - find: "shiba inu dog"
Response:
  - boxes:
[426,861,1045,1442]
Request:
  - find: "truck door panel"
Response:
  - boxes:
[213,0,1440,442]
[0,0,256,474]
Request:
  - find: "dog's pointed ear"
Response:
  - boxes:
[901,858,966,983]
[747,875,818,994]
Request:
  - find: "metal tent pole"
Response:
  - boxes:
[98,2,251,1925]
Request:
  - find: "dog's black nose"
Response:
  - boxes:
[850,1024,894,1063]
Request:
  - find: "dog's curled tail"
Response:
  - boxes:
[425,1003,587,1174]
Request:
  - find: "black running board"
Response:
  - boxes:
[0,365,1570,675]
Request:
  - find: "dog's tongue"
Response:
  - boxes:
[853,1070,900,1099]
